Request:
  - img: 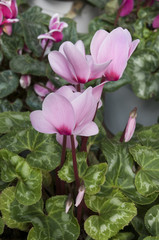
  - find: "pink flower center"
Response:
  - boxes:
[57,125,72,135]
[105,72,120,81]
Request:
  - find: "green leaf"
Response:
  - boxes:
[132,216,149,237]
[26,87,42,110]
[27,228,37,240]
[58,151,88,183]
[20,7,49,56]
[11,196,80,240]
[0,111,30,134]
[143,237,159,240]
[10,54,47,76]
[0,70,19,98]
[136,124,159,150]
[0,128,61,171]
[0,99,22,112]
[111,232,134,240]
[145,205,159,236]
[0,149,42,205]
[101,138,158,204]
[84,191,137,240]
[0,51,3,64]
[0,34,24,60]
[0,217,4,235]
[83,163,107,195]
[130,145,159,196]
[86,0,107,8]
[0,187,28,230]
[128,49,159,99]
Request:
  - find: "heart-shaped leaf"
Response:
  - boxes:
[0,149,42,205]
[130,145,159,196]
[0,128,61,171]
[111,232,134,240]
[101,138,158,204]
[0,99,23,112]
[84,191,137,240]
[11,196,80,240]
[0,187,28,230]
[0,70,19,98]
[0,111,30,134]
[145,205,159,236]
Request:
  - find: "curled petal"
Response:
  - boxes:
[43,93,75,135]
[46,80,56,91]
[20,75,31,89]
[75,121,99,137]
[0,2,12,18]
[119,0,134,17]
[128,39,140,58]
[34,83,50,97]
[10,0,18,18]
[58,21,68,31]
[65,196,73,214]
[152,15,159,29]
[49,13,59,29]
[124,107,137,142]
[30,110,57,134]
[3,23,12,35]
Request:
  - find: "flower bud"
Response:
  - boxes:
[65,195,73,214]
[124,107,137,142]
[75,185,85,207]
[20,75,31,89]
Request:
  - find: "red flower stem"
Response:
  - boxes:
[77,84,81,92]
[77,199,83,224]
[40,39,50,60]
[56,135,67,195]
[120,126,126,143]
[70,135,80,189]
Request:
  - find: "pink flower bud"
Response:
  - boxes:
[152,15,159,29]
[75,185,85,207]
[65,195,73,214]
[20,75,31,89]
[124,107,137,142]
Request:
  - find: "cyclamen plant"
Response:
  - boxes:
[1,0,159,240]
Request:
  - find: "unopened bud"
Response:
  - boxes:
[124,107,137,142]
[75,185,85,207]
[65,195,73,214]
[20,75,31,89]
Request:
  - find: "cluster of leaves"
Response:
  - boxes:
[83,0,159,100]
[0,109,159,239]
[0,0,78,112]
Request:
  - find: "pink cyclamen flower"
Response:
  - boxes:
[75,185,85,207]
[48,40,110,85]
[90,27,140,81]
[19,75,31,89]
[0,0,18,35]
[38,13,68,51]
[34,80,56,101]
[30,83,106,148]
[124,107,137,142]
[152,14,159,28]
[119,0,134,17]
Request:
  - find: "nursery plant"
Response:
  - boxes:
[0,0,159,240]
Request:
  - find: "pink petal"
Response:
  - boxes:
[38,33,55,41]
[92,81,108,102]
[90,29,109,61]
[48,51,77,84]
[50,30,63,42]
[71,87,97,127]
[128,39,140,58]
[10,0,18,18]
[152,15,159,29]
[56,134,78,149]
[56,85,79,101]
[49,13,59,29]
[46,81,55,91]
[42,93,75,135]
[119,0,134,17]
[30,110,57,134]
[124,107,137,142]
[58,22,68,31]
[20,75,31,89]
[63,42,90,84]
[97,27,131,81]
[75,121,99,137]
[0,2,12,18]
[0,10,3,24]
[3,23,12,35]
[34,84,49,97]
[75,40,85,56]
[75,186,85,207]
[87,55,111,81]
